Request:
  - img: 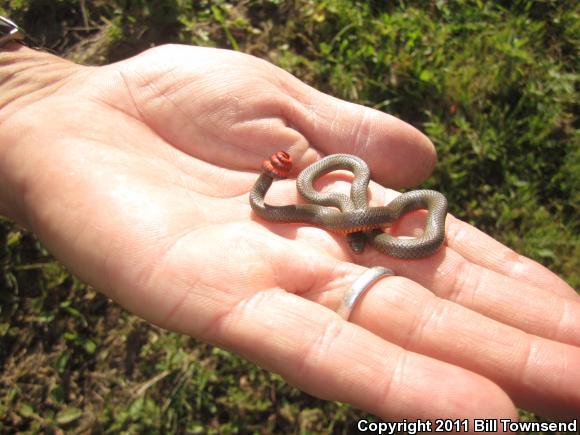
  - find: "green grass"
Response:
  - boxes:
[1,0,578,432]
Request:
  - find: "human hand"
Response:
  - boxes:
[0,44,578,422]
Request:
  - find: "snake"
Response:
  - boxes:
[249,151,447,259]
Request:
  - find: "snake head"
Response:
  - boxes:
[346,232,367,254]
[262,150,292,179]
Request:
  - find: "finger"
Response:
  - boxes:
[381,244,580,348]
[365,239,580,349]
[363,184,576,299]
[444,214,577,299]
[202,286,517,421]
[333,276,580,418]
[114,43,434,191]
[338,186,580,347]
[133,224,516,420]
[247,173,580,349]
[121,45,436,188]
[282,81,437,189]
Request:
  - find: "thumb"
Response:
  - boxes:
[282,80,437,189]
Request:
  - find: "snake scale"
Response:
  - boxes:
[249,151,447,259]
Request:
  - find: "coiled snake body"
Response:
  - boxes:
[250,151,447,259]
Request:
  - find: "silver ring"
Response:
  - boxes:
[336,266,394,320]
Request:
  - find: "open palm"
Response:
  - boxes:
[2,44,578,420]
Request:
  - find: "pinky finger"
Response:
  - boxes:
[202,288,518,421]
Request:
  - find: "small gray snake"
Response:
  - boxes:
[249,151,447,259]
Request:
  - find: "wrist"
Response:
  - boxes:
[0,44,80,120]
[0,44,82,223]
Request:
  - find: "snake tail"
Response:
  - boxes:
[262,150,292,179]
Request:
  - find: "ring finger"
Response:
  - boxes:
[307,266,580,418]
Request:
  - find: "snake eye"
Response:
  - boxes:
[262,150,292,178]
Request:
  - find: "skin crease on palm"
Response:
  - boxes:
[0,44,579,425]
